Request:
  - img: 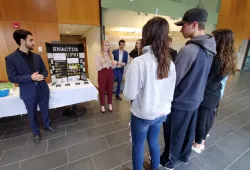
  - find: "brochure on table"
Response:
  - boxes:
[46,43,88,87]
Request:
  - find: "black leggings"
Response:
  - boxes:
[195,105,216,144]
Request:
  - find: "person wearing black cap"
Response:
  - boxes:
[160,8,217,169]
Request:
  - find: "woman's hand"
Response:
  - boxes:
[111,60,117,66]
[116,62,121,67]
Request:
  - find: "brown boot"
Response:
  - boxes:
[143,160,158,170]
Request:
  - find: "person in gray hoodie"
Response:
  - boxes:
[160,8,217,170]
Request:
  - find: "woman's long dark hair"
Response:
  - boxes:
[141,17,171,79]
[212,29,236,76]
[134,39,142,55]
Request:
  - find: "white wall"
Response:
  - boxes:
[82,27,101,87]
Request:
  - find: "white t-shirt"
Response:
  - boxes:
[118,50,123,68]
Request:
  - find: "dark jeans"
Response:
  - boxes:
[195,105,216,144]
[131,114,167,170]
[22,85,51,135]
[161,108,198,169]
[115,68,123,96]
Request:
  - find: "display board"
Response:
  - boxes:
[45,43,86,85]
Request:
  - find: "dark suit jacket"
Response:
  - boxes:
[170,47,177,62]
[112,49,128,76]
[5,49,49,99]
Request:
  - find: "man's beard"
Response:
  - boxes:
[25,42,34,50]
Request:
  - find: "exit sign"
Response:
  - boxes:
[12,21,20,29]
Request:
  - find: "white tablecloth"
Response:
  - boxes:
[0,81,98,118]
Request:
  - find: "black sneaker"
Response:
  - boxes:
[116,95,122,100]
[33,134,41,144]
[160,155,168,166]
[44,127,59,133]
[179,159,188,164]
[160,161,174,170]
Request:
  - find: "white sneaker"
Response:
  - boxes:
[192,146,202,154]
[200,145,205,151]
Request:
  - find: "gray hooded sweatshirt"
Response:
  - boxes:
[172,34,217,111]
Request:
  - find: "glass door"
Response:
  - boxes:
[242,40,250,70]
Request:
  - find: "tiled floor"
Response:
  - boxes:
[1,71,250,170]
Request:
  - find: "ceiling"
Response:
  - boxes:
[103,9,182,33]
[102,0,220,13]
[59,24,93,35]
[104,9,216,37]
[101,0,220,25]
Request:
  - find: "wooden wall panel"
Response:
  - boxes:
[219,0,232,16]
[21,0,58,23]
[1,0,58,22]
[60,35,82,44]
[89,0,100,26]
[1,0,23,21]
[217,0,250,69]
[56,0,100,26]
[217,0,250,50]
[2,21,60,83]
[0,22,9,81]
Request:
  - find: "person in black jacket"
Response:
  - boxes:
[192,29,236,153]
[129,39,141,62]
[5,29,58,144]
[167,37,177,62]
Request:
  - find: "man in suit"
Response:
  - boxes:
[5,29,58,144]
[112,40,128,100]
[167,37,178,62]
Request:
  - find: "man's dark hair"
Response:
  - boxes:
[188,21,206,31]
[198,22,206,30]
[119,40,125,45]
[13,29,32,46]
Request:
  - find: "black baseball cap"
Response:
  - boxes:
[175,8,208,26]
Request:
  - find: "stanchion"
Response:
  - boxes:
[62,104,86,118]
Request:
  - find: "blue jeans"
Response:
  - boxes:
[131,114,167,170]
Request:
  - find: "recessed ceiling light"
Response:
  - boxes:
[114,27,142,33]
